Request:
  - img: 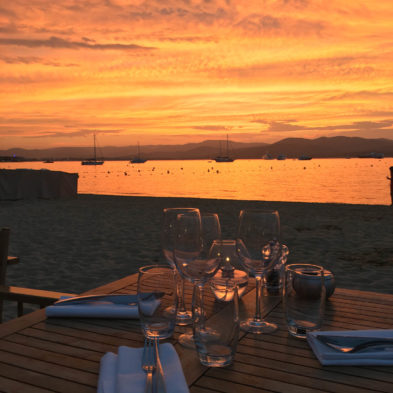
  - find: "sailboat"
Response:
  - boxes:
[130,142,147,163]
[215,135,234,162]
[81,134,104,165]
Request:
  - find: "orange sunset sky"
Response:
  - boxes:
[1,0,393,149]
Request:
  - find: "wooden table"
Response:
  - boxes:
[6,256,19,266]
[0,274,392,393]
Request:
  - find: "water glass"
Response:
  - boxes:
[137,265,178,339]
[193,283,239,367]
[283,264,326,339]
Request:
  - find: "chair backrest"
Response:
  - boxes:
[0,228,10,286]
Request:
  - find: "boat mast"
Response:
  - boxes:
[93,134,97,162]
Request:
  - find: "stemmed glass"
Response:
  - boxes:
[162,207,200,326]
[174,212,222,347]
[236,209,281,334]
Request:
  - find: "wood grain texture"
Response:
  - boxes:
[0,274,391,393]
[6,256,19,266]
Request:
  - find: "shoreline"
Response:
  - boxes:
[1,194,392,318]
[78,192,392,207]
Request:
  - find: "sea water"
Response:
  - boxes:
[2,158,392,205]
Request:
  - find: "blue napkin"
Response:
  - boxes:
[307,329,393,366]
[45,295,139,318]
[97,344,189,393]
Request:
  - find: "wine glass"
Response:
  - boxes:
[236,209,281,334]
[174,212,222,347]
[162,207,200,326]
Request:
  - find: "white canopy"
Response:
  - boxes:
[0,169,78,200]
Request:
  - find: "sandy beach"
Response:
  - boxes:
[1,194,393,320]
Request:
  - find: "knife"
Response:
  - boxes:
[54,294,138,306]
[315,335,393,353]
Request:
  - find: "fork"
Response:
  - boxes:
[142,338,156,393]
[316,335,393,353]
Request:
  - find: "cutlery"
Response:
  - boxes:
[142,338,156,393]
[54,294,138,306]
[154,338,167,393]
[316,335,393,353]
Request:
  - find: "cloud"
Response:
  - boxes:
[234,11,325,36]
[326,90,393,101]
[34,27,76,36]
[192,125,233,131]
[0,127,26,136]
[209,54,374,82]
[281,0,310,7]
[27,129,124,138]
[235,14,281,32]
[156,35,218,43]
[265,121,305,132]
[363,110,393,117]
[0,36,155,50]
[0,55,78,67]
[253,119,393,133]
[0,24,19,34]
[0,6,16,18]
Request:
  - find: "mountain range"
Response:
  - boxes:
[1,136,393,161]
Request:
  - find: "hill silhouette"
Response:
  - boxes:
[1,136,393,160]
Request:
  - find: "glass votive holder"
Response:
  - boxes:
[210,240,248,302]
[264,244,289,295]
[283,264,326,339]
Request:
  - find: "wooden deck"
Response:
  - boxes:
[0,274,392,392]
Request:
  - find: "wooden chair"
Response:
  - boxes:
[0,228,75,323]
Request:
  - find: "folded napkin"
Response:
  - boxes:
[45,295,139,318]
[307,329,393,366]
[97,344,189,393]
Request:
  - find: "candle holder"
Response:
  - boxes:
[292,265,336,299]
[210,240,249,302]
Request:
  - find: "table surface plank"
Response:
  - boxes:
[6,256,19,266]
[0,275,392,393]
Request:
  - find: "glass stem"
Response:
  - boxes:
[199,283,205,329]
[192,283,206,332]
[178,276,187,313]
[254,276,262,321]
